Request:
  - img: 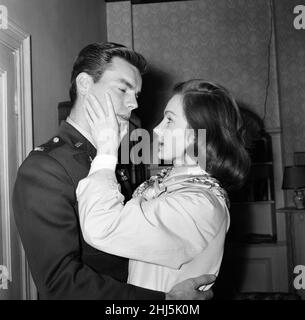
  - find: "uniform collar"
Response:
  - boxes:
[66,116,96,149]
[58,120,97,159]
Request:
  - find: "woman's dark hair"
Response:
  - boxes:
[69,42,147,104]
[173,79,251,191]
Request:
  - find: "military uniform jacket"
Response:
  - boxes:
[12,121,164,300]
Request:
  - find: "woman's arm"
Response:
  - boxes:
[77,155,227,270]
[80,92,228,270]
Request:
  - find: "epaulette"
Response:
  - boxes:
[33,136,66,154]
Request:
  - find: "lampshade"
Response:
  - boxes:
[282,166,305,189]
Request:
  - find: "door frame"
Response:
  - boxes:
[0,18,36,300]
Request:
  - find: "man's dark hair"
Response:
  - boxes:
[69,42,147,105]
[174,80,251,192]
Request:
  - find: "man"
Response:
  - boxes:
[13,42,215,300]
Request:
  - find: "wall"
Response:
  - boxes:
[274,0,305,166]
[1,0,107,145]
[107,0,305,203]
[107,0,281,133]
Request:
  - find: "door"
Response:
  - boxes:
[0,18,36,300]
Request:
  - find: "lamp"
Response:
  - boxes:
[282,166,305,209]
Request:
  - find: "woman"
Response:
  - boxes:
[76,80,250,293]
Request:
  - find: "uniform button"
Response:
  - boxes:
[53,137,59,143]
[75,142,83,148]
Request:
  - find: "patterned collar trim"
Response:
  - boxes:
[132,166,230,208]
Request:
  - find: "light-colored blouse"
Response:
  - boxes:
[76,155,230,293]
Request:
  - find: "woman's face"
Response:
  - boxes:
[154,94,193,164]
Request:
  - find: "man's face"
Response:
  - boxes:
[89,57,142,127]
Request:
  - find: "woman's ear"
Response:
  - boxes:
[186,128,195,146]
[76,72,93,96]
[185,129,196,160]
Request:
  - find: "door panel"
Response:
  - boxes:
[0,19,35,300]
[0,37,17,300]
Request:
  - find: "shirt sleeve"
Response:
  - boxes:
[91,154,117,171]
[76,158,228,270]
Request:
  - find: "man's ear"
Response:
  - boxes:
[76,72,93,96]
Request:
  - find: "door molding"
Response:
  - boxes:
[0,18,36,300]
[0,67,11,283]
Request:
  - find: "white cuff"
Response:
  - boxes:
[90,154,117,173]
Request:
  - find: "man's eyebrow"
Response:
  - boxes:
[164,110,176,117]
[117,78,141,95]
[118,78,134,89]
